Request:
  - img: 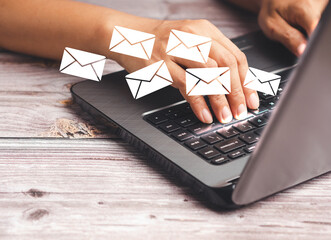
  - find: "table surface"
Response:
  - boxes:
[1,0,331,239]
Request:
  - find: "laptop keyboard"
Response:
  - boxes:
[144,70,290,165]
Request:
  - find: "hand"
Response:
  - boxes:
[257,0,329,56]
[112,19,260,124]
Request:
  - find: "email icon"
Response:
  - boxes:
[59,47,106,82]
[186,67,231,96]
[125,60,173,99]
[109,26,155,60]
[244,67,281,96]
[166,29,212,63]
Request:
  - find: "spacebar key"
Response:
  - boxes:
[214,138,245,154]
[188,122,223,135]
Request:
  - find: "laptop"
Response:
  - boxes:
[71,3,331,208]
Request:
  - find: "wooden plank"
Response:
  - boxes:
[0,55,123,93]
[2,0,330,239]
[0,92,116,138]
[0,138,331,239]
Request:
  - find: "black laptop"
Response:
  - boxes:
[70,3,331,208]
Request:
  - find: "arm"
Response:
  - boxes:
[0,0,260,124]
[0,0,159,61]
[226,0,329,56]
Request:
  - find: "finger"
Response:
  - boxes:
[298,14,320,36]
[259,12,307,56]
[209,94,233,123]
[209,42,248,120]
[167,61,213,124]
[209,32,259,109]
[287,4,320,36]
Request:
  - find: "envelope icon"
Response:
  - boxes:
[109,26,155,60]
[166,29,212,63]
[244,67,281,96]
[59,47,106,81]
[125,60,173,99]
[186,67,231,96]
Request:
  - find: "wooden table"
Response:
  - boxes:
[1,0,330,239]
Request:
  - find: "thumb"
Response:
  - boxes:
[259,12,307,56]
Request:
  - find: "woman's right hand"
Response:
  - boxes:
[110,19,259,124]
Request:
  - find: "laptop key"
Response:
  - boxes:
[233,121,256,133]
[214,138,245,153]
[172,130,193,142]
[167,111,186,120]
[198,147,221,160]
[255,128,264,136]
[239,132,260,144]
[162,107,177,116]
[188,122,223,135]
[228,149,245,159]
[211,156,229,165]
[185,138,207,150]
[181,103,193,114]
[201,132,223,144]
[249,116,267,127]
[217,127,239,139]
[249,105,269,115]
[244,145,256,153]
[175,115,198,127]
[159,121,180,133]
[263,111,272,119]
[146,114,168,125]
[279,69,292,82]
[263,100,276,109]
[277,84,285,95]
[259,92,274,100]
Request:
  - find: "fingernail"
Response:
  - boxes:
[202,108,213,124]
[297,43,306,56]
[221,106,233,123]
[247,93,259,109]
[236,103,247,120]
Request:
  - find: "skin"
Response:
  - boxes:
[227,0,329,56]
[0,1,327,124]
[113,20,259,124]
[0,0,258,124]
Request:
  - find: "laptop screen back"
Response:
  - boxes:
[232,2,331,205]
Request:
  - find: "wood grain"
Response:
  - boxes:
[1,0,330,239]
[0,139,331,239]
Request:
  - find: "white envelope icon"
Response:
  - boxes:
[125,60,173,99]
[186,67,231,96]
[244,67,281,96]
[166,29,212,63]
[59,47,106,81]
[109,26,155,60]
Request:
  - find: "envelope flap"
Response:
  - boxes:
[125,60,164,82]
[186,67,229,83]
[171,29,211,48]
[115,26,155,45]
[250,67,281,83]
[65,47,105,66]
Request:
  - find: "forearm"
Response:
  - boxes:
[0,0,160,61]
[225,0,262,13]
